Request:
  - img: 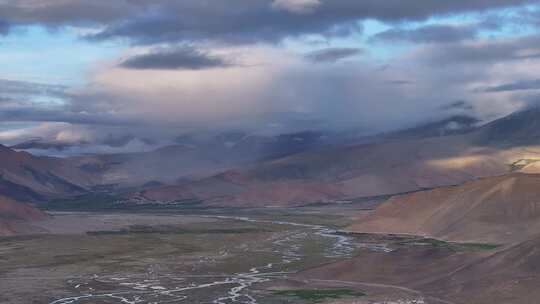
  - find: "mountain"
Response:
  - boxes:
[125,108,540,207]
[473,106,540,146]
[421,235,540,304]
[0,145,97,202]
[124,135,532,207]
[382,114,480,140]
[70,131,330,188]
[0,196,48,235]
[5,108,540,207]
[348,173,540,244]
[292,233,540,304]
[10,139,81,151]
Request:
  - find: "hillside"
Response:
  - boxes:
[473,107,540,147]
[69,131,330,188]
[293,234,540,304]
[126,108,540,207]
[0,196,48,235]
[0,145,98,202]
[127,135,540,207]
[422,235,540,304]
[348,173,540,244]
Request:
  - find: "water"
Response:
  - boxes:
[49,215,380,304]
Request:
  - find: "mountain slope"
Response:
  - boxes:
[70,131,330,187]
[0,145,97,201]
[128,135,539,207]
[349,173,540,244]
[128,108,540,207]
[421,235,540,304]
[293,234,540,304]
[0,196,47,235]
[473,106,540,146]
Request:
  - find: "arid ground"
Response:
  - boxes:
[0,206,505,304]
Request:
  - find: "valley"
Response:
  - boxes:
[3,109,540,304]
[0,206,509,304]
[0,209,373,304]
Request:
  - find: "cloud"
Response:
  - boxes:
[100,134,136,147]
[483,79,540,92]
[0,121,164,155]
[415,34,540,66]
[370,17,505,44]
[386,80,414,86]
[0,79,67,98]
[371,24,478,44]
[0,1,145,26]
[62,44,500,135]
[1,1,540,156]
[3,33,538,146]
[0,19,9,35]
[121,46,233,70]
[0,106,137,126]
[271,0,321,14]
[1,1,532,44]
[441,100,475,111]
[304,47,363,63]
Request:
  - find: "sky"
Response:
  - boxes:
[1,0,540,155]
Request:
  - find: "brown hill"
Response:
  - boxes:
[127,134,540,207]
[0,145,98,202]
[133,172,345,207]
[293,235,540,304]
[124,108,540,207]
[348,173,540,244]
[421,235,540,304]
[0,196,48,235]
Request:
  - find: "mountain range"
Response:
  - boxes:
[2,108,540,233]
[122,109,540,207]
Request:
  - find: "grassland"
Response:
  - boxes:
[272,288,366,303]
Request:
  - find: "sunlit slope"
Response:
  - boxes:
[349,173,540,244]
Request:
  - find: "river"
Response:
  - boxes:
[49,215,388,304]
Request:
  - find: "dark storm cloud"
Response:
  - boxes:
[121,47,232,70]
[483,79,540,92]
[0,1,146,26]
[304,47,362,63]
[0,0,533,44]
[89,1,363,45]
[371,24,478,44]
